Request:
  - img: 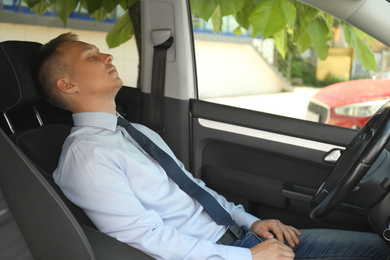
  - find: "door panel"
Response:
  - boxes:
[190,99,372,231]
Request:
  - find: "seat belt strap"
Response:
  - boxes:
[149,34,173,133]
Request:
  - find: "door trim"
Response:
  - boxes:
[198,118,345,152]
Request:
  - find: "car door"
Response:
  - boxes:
[140,0,373,233]
[189,99,372,231]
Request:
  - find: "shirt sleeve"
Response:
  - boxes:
[54,140,253,260]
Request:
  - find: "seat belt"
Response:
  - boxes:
[148,30,174,133]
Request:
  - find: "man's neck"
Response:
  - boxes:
[71,100,117,115]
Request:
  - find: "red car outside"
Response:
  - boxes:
[307,76,390,129]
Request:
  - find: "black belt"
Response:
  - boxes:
[217,223,244,245]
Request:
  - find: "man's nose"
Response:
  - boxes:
[103,53,113,64]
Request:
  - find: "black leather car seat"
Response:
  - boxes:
[0,126,152,259]
[0,40,151,259]
[0,40,94,227]
[0,128,96,259]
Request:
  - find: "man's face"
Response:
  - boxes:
[59,40,123,98]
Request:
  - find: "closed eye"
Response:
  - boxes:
[84,45,99,60]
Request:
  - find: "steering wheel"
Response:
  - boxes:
[310,101,390,220]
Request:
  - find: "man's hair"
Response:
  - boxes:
[35,32,79,110]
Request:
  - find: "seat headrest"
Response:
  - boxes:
[0,41,43,112]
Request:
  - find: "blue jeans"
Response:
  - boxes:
[231,226,390,260]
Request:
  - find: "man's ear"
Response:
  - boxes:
[57,78,78,94]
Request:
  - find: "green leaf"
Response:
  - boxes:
[118,0,138,9]
[79,0,87,11]
[128,0,139,8]
[233,26,242,36]
[302,5,320,23]
[211,5,222,34]
[250,26,260,38]
[306,18,329,60]
[106,12,134,48]
[26,0,42,7]
[55,0,79,26]
[192,0,218,21]
[297,22,311,52]
[274,28,287,58]
[120,0,127,9]
[90,6,109,21]
[280,0,296,26]
[343,24,376,71]
[235,0,253,29]
[249,0,296,39]
[86,0,102,14]
[102,0,121,13]
[249,0,284,39]
[29,0,51,15]
[217,0,244,16]
[295,5,325,53]
[353,27,375,46]
[322,12,334,41]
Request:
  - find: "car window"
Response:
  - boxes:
[0,1,139,88]
[193,12,390,130]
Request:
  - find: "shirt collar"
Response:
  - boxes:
[72,112,118,132]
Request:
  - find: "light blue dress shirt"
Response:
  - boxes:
[53,112,260,259]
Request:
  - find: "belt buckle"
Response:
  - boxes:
[217,222,243,245]
[229,223,243,239]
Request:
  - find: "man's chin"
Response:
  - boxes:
[116,78,123,89]
[114,81,124,94]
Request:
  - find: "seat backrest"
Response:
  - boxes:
[0,189,33,259]
[0,40,97,227]
[0,41,73,131]
[0,41,42,112]
[0,128,96,259]
[0,126,154,259]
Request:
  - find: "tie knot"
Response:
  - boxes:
[117,117,130,127]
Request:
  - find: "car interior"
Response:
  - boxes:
[1,0,390,258]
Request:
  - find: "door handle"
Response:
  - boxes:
[323,148,342,163]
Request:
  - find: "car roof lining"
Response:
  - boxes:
[299,0,367,20]
[299,0,390,47]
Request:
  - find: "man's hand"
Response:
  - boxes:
[251,219,301,248]
[250,239,295,260]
